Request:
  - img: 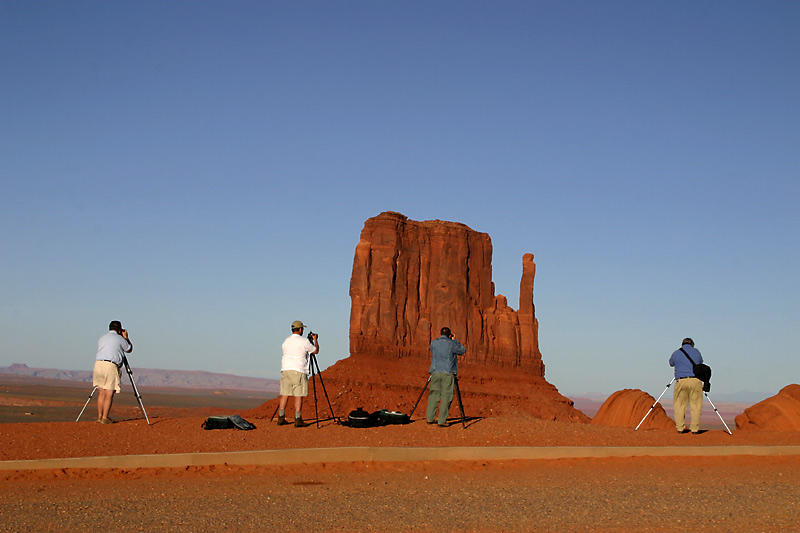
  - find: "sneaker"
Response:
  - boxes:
[100,418,115,424]
[295,418,310,428]
[276,415,289,426]
[438,423,447,427]
[678,429,690,434]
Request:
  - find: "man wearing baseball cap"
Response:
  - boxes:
[277,320,319,427]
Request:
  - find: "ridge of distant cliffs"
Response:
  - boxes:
[0,363,279,392]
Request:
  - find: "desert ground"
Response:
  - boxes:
[1,375,799,532]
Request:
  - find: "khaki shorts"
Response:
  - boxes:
[280,370,308,397]
[93,360,121,393]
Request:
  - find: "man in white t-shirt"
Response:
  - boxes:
[93,320,133,424]
[277,320,319,427]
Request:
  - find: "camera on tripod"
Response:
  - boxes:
[307,330,318,342]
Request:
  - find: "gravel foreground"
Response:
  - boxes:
[2,455,799,532]
[2,413,800,532]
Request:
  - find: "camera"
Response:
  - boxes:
[307,330,318,341]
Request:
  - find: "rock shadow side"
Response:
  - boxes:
[590,389,674,430]
[735,384,800,431]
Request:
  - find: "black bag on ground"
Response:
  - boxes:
[377,409,410,425]
[680,348,712,392]
[228,414,256,430]
[201,414,256,430]
[347,407,379,428]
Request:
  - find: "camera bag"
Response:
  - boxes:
[201,414,256,430]
[680,347,712,392]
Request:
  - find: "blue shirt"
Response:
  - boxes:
[669,343,703,379]
[429,335,466,375]
[96,331,132,365]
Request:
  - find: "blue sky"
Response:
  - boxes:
[2,1,798,398]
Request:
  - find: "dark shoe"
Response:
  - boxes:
[438,423,447,427]
[678,429,690,434]
[295,418,310,428]
[276,415,289,426]
[426,420,436,425]
[691,431,701,435]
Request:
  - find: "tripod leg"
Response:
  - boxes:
[704,392,733,435]
[311,354,340,424]
[635,378,676,431]
[270,404,279,422]
[311,364,320,428]
[76,387,98,422]
[454,376,466,429]
[123,356,150,425]
[409,376,431,417]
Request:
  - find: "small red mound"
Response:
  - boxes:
[590,389,673,430]
[735,384,800,431]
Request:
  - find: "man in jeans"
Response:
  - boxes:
[426,327,466,427]
[669,337,704,434]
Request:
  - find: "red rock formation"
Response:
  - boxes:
[257,211,583,423]
[735,384,800,431]
[591,389,674,430]
[251,212,588,422]
[349,211,543,373]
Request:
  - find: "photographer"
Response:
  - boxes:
[426,327,466,427]
[277,320,319,428]
[669,337,704,434]
[92,320,133,424]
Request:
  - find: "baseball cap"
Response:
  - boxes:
[291,320,308,330]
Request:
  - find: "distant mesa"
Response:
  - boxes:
[735,384,800,431]
[250,211,587,422]
[590,389,673,430]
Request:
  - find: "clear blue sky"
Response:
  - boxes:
[2,1,798,398]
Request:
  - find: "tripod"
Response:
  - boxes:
[76,355,150,425]
[409,374,467,428]
[635,377,732,435]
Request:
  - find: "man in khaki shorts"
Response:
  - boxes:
[93,320,133,424]
[277,320,319,427]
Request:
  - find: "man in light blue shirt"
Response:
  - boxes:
[426,327,466,427]
[93,320,133,424]
[669,337,704,434]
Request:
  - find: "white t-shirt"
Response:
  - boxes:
[281,333,315,374]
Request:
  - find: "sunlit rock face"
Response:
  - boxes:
[349,211,543,373]
[735,384,800,431]
[590,389,674,430]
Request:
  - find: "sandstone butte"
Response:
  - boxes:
[590,389,673,430]
[735,384,800,431]
[251,211,588,423]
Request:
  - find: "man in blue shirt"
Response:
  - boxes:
[669,337,704,434]
[426,327,466,427]
[93,320,133,424]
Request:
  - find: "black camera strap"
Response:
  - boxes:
[679,347,698,375]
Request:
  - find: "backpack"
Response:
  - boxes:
[680,347,711,392]
[201,414,256,430]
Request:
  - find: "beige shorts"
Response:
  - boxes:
[280,370,308,397]
[93,360,121,393]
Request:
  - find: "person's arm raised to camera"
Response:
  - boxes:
[120,329,133,353]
